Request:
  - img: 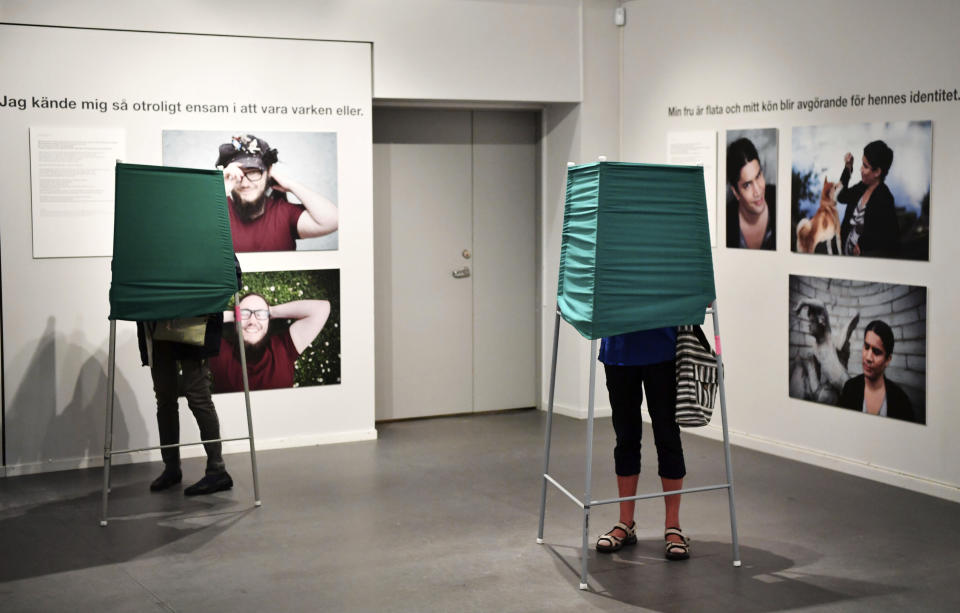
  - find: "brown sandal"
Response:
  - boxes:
[664,527,690,560]
[596,521,637,553]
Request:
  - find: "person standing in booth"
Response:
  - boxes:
[595,327,690,560]
[137,259,242,496]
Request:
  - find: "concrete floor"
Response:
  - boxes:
[1,409,958,612]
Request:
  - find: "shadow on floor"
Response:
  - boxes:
[0,471,253,583]
[543,537,902,612]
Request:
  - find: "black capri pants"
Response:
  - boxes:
[604,359,686,479]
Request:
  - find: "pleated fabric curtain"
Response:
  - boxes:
[557,162,716,340]
[109,163,236,321]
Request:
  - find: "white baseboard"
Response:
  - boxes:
[687,425,960,504]
[542,403,959,503]
[552,402,612,419]
[2,428,379,477]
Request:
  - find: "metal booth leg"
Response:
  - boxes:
[234,294,262,506]
[579,339,598,590]
[537,309,562,543]
[711,300,741,566]
[100,320,117,527]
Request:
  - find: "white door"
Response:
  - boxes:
[471,111,538,413]
[373,108,538,420]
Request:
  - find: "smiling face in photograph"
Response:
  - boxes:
[732,159,767,216]
[238,294,271,346]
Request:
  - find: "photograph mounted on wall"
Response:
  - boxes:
[725,128,778,250]
[163,130,339,253]
[791,121,931,260]
[788,275,926,424]
[209,269,341,394]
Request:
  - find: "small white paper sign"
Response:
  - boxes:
[30,126,126,258]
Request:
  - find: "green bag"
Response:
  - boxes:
[151,317,209,346]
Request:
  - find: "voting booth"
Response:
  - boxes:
[537,161,740,589]
[101,163,260,525]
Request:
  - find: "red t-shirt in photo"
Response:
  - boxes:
[228,192,303,252]
[209,330,301,393]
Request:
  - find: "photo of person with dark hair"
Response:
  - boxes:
[838,320,917,423]
[838,140,898,257]
[789,275,926,425]
[725,129,777,250]
[791,121,931,260]
[163,130,340,252]
[218,134,338,253]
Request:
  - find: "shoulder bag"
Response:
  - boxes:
[674,325,720,427]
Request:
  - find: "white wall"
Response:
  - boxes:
[0,0,587,475]
[616,0,960,501]
[0,26,376,474]
[11,0,953,503]
[0,0,582,103]
[540,0,621,420]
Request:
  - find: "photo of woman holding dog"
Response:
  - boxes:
[791,121,931,261]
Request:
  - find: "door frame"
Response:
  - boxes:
[372,101,544,421]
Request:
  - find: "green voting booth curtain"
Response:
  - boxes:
[557,162,716,340]
[109,163,237,321]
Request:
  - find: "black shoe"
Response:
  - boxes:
[149,467,182,491]
[184,471,233,496]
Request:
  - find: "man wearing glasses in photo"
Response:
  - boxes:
[209,293,331,393]
[217,134,339,252]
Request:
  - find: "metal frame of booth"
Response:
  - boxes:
[100,310,261,526]
[536,299,740,590]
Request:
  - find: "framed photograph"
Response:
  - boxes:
[209,269,341,394]
[163,130,339,252]
[789,274,926,424]
[725,128,778,250]
[791,121,931,260]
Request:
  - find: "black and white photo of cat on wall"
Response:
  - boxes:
[791,121,931,260]
[788,275,926,425]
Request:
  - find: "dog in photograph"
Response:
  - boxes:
[789,300,860,404]
[796,178,842,254]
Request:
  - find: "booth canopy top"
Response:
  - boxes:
[557,161,716,340]
[109,163,237,321]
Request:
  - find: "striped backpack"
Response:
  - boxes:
[674,325,720,427]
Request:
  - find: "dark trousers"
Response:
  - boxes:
[604,360,685,479]
[150,341,225,474]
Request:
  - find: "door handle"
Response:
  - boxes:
[452,266,471,279]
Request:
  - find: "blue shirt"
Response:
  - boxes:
[598,327,677,366]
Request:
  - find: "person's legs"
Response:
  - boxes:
[616,474,640,525]
[179,357,232,496]
[644,359,688,553]
[661,476,683,533]
[179,358,225,475]
[597,364,644,550]
[149,341,182,490]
